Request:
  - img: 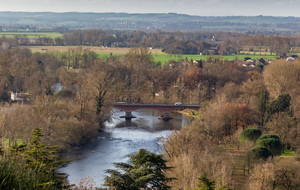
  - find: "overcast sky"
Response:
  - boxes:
[1,0,300,17]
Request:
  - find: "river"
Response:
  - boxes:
[60,108,191,187]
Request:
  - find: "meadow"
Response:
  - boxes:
[152,53,278,63]
[25,46,279,65]
[0,32,62,39]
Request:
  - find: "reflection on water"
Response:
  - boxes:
[60,108,191,187]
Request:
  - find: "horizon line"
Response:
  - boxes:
[0,11,298,18]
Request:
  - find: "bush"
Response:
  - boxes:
[240,128,262,142]
[256,63,264,70]
[55,89,75,99]
[244,57,251,61]
[290,55,298,58]
[257,134,280,142]
[258,58,266,64]
[256,137,283,156]
[248,147,272,160]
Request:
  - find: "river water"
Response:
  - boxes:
[60,108,191,187]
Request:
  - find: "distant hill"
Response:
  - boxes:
[1,12,300,33]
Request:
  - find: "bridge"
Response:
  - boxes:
[113,103,201,121]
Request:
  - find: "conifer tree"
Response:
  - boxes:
[104,149,174,190]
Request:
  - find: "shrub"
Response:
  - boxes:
[256,137,283,156]
[55,89,75,99]
[248,147,272,160]
[244,57,252,61]
[290,55,298,58]
[240,128,262,142]
[258,58,266,64]
[257,134,280,142]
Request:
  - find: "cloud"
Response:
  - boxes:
[206,0,220,4]
[275,1,286,5]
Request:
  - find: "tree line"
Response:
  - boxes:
[1,29,300,56]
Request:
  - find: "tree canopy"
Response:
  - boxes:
[104,148,174,190]
[240,128,262,142]
[256,134,283,156]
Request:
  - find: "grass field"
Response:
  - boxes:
[0,32,62,39]
[25,46,279,64]
[152,54,278,63]
[281,149,299,157]
[26,46,164,54]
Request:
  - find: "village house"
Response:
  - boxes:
[10,92,31,102]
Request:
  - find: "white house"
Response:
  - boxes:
[11,92,31,101]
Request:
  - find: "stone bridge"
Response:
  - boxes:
[113,103,201,121]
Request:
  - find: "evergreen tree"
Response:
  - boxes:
[267,94,291,116]
[240,128,262,142]
[198,172,216,190]
[256,134,283,156]
[258,88,268,128]
[1,127,67,189]
[104,149,174,190]
[25,127,64,172]
[189,172,232,190]
[95,83,107,115]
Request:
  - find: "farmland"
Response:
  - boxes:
[25,46,278,64]
[26,46,163,54]
[151,53,278,63]
[0,32,62,39]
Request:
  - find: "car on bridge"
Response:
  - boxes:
[175,102,182,105]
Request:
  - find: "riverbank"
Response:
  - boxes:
[176,109,201,119]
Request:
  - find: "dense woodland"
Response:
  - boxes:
[0,29,299,189]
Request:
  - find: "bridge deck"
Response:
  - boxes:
[113,103,201,120]
[113,103,201,111]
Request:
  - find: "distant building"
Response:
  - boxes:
[10,92,31,101]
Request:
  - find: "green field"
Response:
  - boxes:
[26,46,279,65]
[125,53,277,64]
[281,149,299,157]
[0,32,63,39]
[151,54,278,64]
[93,53,278,64]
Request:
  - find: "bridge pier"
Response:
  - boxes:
[120,111,136,120]
[114,103,201,121]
